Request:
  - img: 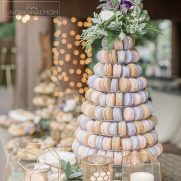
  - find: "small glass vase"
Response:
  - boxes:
[82,155,114,181]
[122,152,162,181]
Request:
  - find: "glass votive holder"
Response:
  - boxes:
[122,152,162,181]
[82,155,114,181]
[24,163,50,181]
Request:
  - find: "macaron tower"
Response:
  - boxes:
[72,0,162,166]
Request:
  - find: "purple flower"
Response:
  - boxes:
[120,0,133,10]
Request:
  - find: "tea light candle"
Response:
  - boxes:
[130,172,154,181]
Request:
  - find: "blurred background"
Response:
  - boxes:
[0,0,181,180]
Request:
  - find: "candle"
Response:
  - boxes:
[130,172,154,181]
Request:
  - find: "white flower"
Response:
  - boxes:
[100,10,114,21]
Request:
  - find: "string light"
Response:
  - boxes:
[67,43,72,49]
[70,82,75,87]
[77,82,82,88]
[60,49,65,54]
[69,69,75,74]
[75,41,80,46]
[70,30,76,36]
[62,33,67,38]
[52,17,93,94]
[74,50,79,56]
[61,39,67,44]
[78,21,83,27]
[73,60,78,65]
[62,19,68,25]
[75,35,80,40]
[76,69,82,75]
[59,60,64,65]
[71,17,77,23]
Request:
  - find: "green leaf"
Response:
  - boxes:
[60,160,67,171]
[65,162,72,179]
[92,18,102,24]
[69,172,82,179]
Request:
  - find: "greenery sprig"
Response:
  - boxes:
[81,0,159,50]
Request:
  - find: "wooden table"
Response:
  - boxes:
[1,127,181,181]
[0,127,11,181]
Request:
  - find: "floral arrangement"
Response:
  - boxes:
[81,0,158,50]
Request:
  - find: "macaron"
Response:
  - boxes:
[151,115,158,126]
[132,49,140,63]
[130,151,141,164]
[97,50,110,63]
[139,77,147,88]
[112,49,118,63]
[124,107,135,122]
[91,91,101,104]
[109,123,118,135]
[130,136,139,150]
[130,78,138,92]
[109,51,113,64]
[86,120,94,132]
[125,50,134,63]
[87,148,98,156]
[139,149,150,162]
[103,77,111,91]
[106,93,116,107]
[93,63,104,77]
[94,77,104,91]
[102,137,112,150]
[127,123,137,136]
[116,93,123,106]
[128,64,138,77]
[113,64,122,77]
[141,104,151,119]
[118,51,126,64]
[123,36,134,50]
[96,136,104,149]
[101,122,110,135]
[72,140,81,154]
[122,151,131,164]
[119,78,130,92]
[114,152,123,165]
[122,66,131,77]
[124,93,134,106]
[94,106,104,120]
[122,138,132,151]
[112,137,121,150]
[110,79,119,92]
[107,151,114,159]
[137,135,147,149]
[93,121,102,134]
[104,64,112,77]
[85,89,93,101]
[79,115,90,130]
[113,108,123,121]
[103,107,113,120]
[133,106,144,120]
[118,121,127,136]
[134,121,144,135]
[88,134,97,148]
[139,91,149,103]
[114,39,123,50]
[134,93,142,105]
[87,75,97,88]
[99,93,106,106]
